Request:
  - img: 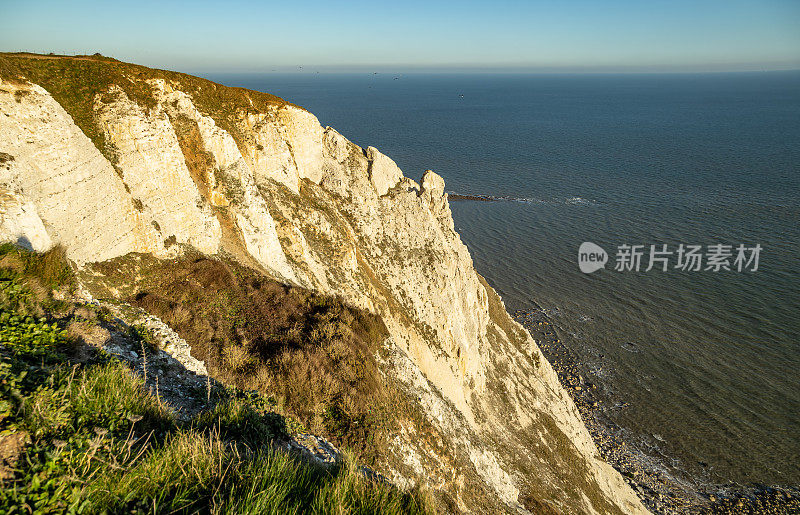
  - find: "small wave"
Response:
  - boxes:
[565,196,597,206]
[541,306,562,318]
[490,195,548,204]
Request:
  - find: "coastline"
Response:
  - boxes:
[513,308,800,514]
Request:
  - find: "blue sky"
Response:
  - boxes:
[1,0,799,72]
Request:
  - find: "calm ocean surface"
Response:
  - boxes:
[208,71,800,489]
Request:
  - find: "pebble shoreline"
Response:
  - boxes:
[513,308,800,515]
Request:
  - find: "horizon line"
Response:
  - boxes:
[4,50,799,75]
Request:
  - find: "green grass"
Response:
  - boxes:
[0,246,432,514]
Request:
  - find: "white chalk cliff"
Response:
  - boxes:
[0,55,646,514]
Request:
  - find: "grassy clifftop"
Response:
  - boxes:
[0,52,295,162]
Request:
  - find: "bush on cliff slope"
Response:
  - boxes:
[82,253,405,465]
[0,245,431,513]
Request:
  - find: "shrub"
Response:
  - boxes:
[0,243,74,292]
[126,323,157,354]
[222,344,256,372]
[0,312,65,358]
[192,398,286,449]
[93,256,396,461]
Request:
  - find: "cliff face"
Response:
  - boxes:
[0,54,645,514]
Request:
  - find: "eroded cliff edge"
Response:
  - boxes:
[0,54,646,514]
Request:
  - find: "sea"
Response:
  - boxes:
[206,70,800,492]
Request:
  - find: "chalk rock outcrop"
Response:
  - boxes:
[94,85,221,256]
[0,187,52,252]
[0,55,646,515]
[367,146,404,196]
[0,81,149,262]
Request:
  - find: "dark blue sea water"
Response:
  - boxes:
[207,71,800,490]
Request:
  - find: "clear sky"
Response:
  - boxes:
[1,0,799,73]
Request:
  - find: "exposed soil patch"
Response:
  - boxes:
[0,432,29,481]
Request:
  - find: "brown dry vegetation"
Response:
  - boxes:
[168,114,216,198]
[85,254,399,463]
